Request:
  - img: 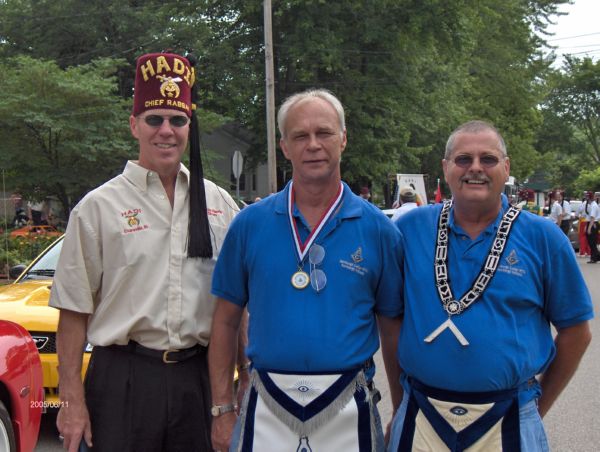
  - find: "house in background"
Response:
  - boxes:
[521,170,552,210]
[202,123,271,202]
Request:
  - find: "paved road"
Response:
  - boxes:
[36,259,599,451]
[542,257,600,451]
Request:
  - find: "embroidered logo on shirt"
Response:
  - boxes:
[498,249,525,277]
[340,247,368,276]
[121,208,149,234]
[351,247,364,263]
[126,212,140,227]
[505,249,519,266]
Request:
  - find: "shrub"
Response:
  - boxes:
[1,235,57,277]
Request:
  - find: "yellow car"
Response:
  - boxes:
[0,236,91,407]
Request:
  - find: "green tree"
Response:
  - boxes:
[200,0,569,195]
[545,57,600,163]
[0,0,215,96]
[573,167,600,195]
[0,0,573,200]
[201,1,481,191]
[0,56,134,215]
[533,106,589,196]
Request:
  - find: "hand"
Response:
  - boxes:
[211,412,237,452]
[56,399,92,452]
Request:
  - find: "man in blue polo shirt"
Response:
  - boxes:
[388,120,593,451]
[208,89,403,451]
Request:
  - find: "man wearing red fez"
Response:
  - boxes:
[50,52,243,451]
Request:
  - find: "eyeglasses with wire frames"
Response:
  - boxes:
[139,114,190,128]
[308,244,327,293]
[450,154,503,169]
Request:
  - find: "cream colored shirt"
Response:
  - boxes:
[49,161,238,349]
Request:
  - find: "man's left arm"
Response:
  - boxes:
[537,321,592,417]
[377,314,403,413]
[208,298,244,451]
[377,314,403,446]
[235,308,250,410]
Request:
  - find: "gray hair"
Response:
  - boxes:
[445,120,507,159]
[277,89,346,138]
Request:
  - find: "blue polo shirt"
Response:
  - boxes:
[212,181,403,373]
[395,196,594,396]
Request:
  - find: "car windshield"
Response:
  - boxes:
[21,239,62,281]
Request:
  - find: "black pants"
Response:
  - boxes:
[84,345,211,452]
[560,220,570,236]
[586,222,600,262]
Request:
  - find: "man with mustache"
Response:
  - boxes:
[387,120,593,451]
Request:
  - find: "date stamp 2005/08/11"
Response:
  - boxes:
[31,400,69,411]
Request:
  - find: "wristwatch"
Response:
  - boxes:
[211,403,235,417]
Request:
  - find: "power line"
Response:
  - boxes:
[548,31,600,42]
[557,44,600,50]
[569,48,600,56]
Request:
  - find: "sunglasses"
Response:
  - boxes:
[308,244,327,293]
[452,154,502,168]
[140,114,190,128]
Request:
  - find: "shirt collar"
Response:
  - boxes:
[448,194,510,236]
[123,161,190,191]
[274,180,364,220]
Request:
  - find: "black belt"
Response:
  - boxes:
[104,341,205,364]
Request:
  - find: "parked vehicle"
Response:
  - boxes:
[382,209,395,219]
[9,225,61,239]
[569,200,582,220]
[0,237,92,408]
[0,320,43,452]
[568,219,580,251]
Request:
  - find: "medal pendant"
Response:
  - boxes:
[424,318,469,346]
[291,270,310,289]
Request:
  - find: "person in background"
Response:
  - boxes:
[558,191,571,236]
[583,191,600,264]
[390,186,419,222]
[549,190,563,227]
[359,186,372,201]
[27,196,49,225]
[10,192,28,227]
[49,52,241,452]
[387,120,593,451]
[577,193,591,257]
[208,89,402,452]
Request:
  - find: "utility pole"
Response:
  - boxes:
[264,0,277,194]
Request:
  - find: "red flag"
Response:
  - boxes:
[435,179,442,203]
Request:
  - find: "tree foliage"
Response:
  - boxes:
[545,57,600,163]
[0,0,577,205]
[0,56,134,214]
[200,0,569,194]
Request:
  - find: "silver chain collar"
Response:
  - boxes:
[435,200,520,316]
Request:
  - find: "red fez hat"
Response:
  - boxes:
[131,52,213,259]
[132,53,195,117]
